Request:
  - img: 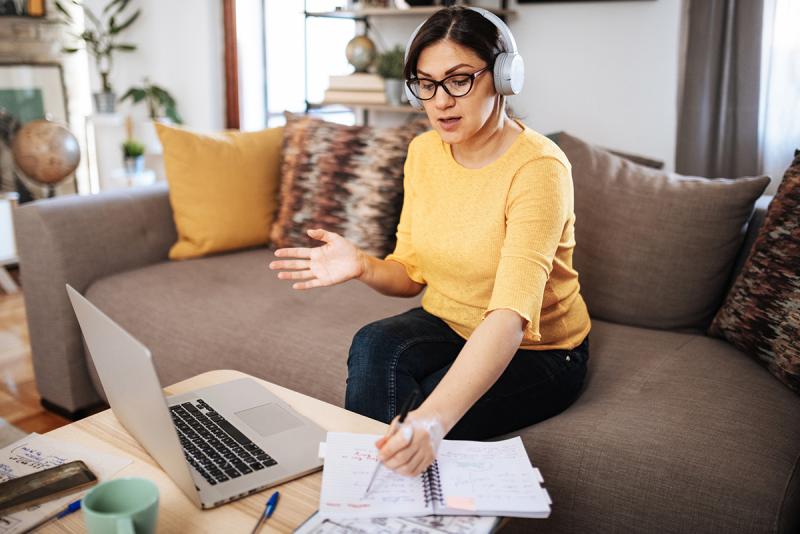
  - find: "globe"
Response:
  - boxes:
[11,119,80,186]
[345,34,377,73]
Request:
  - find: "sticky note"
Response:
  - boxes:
[445,496,476,511]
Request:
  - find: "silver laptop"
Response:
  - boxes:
[66,284,325,509]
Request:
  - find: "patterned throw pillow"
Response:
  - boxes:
[709,150,800,394]
[270,113,429,258]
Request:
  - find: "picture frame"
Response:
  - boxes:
[0,63,74,200]
[0,0,45,17]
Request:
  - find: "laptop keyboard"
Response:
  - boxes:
[169,399,278,486]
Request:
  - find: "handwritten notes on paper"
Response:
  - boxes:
[436,439,548,516]
[320,433,429,519]
[0,433,131,534]
[1,443,69,474]
[319,432,550,520]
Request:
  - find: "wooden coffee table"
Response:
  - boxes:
[40,370,388,533]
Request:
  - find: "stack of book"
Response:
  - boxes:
[322,73,387,105]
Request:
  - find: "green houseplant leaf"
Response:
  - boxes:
[56,0,142,94]
[119,79,183,124]
[110,10,141,35]
[376,45,405,80]
[122,139,145,158]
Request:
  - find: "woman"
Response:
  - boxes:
[269,6,590,478]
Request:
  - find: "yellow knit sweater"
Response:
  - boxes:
[385,124,591,351]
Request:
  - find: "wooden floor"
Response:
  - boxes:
[0,273,71,434]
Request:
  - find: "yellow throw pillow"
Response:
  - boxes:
[155,122,283,260]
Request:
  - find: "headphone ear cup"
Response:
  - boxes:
[405,83,423,110]
[493,52,525,96]
[492,52,511,95]
[507,54,525,95]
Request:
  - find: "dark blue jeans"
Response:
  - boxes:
[345,307,589,440]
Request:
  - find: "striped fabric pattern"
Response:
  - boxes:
[270,114,429,257]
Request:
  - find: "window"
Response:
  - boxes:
[760,0,800,190]
[237,0,356,129]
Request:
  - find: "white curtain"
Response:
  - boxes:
[759,0,800,194]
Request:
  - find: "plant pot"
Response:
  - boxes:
[384,79,406,106]
[123,155,145,175]
[93,91,117,114]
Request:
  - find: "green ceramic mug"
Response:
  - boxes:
[82,477,159,534]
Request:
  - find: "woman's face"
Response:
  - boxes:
[415,39,496,145]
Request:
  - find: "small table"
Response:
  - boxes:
[41,370,388,533]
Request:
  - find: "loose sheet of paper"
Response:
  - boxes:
[436,438,549,517]
[319,433,430,519]
[295,511,499,534]
[0,433,132,534]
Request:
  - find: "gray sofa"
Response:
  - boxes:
[14,183,800,533]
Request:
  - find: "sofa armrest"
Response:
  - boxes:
[13,183,177,414]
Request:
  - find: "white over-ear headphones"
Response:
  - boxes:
[403,6,525,110]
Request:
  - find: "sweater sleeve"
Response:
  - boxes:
[384,141,426,285]
[481,157,570,341]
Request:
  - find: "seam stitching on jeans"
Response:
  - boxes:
[388,335,461,421]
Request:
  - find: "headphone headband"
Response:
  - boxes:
[472,7,518,56]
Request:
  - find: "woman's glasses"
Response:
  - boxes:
[406,66,490,101]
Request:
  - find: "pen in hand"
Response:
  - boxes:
[363,389,420,498]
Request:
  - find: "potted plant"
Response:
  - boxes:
[122,139,145,174]
[376,45,406,106]
[119,78,183,124]
[55,0,141,114]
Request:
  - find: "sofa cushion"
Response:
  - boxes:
[506,321,800,533]
[85,248,423,406]
[269,113,429,258]
[547,131,664,169]
[559,132,770,330]
[155,123,283,260]
[709,150,800,394]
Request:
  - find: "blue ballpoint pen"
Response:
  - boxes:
[26,499,82,532]
[250,491,279,534]
[56,499,82,519]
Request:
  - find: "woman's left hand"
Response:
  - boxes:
[376,410,446,477]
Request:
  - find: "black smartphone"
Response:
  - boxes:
[0,460,97,515]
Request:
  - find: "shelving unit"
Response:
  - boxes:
[307,102,424,114]
[306,4,512,20]
[302,2,514,124]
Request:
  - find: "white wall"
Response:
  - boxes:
[372,0,682,169]
[511,0,682,169]
[83,0,225,132]
[81,0,681,167]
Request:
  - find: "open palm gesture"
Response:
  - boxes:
[269,228,364,290]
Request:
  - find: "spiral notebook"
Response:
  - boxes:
[319,432,551,519]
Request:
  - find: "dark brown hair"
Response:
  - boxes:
[403,6,502,81]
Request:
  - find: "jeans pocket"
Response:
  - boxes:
[565,346,588,368]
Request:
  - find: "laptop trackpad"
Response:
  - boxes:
[235,403,304,438]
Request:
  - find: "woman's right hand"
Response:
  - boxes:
[268,228,366,290]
